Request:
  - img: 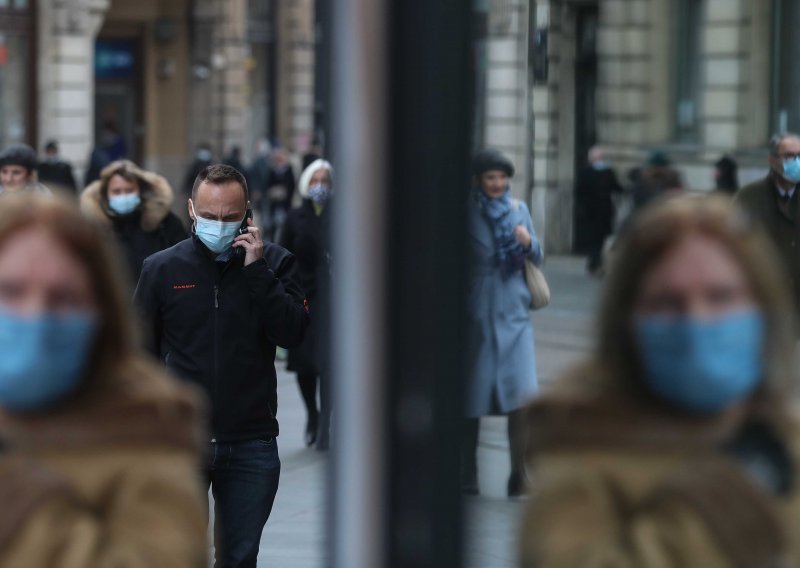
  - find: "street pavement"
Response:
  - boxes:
[209,255,599,567]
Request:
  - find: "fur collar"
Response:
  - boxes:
[80,163,175,232]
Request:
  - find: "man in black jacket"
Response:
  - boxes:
[134,164,309,567]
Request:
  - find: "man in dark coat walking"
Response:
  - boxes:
[736,132,800,327]
[574,145,623,274]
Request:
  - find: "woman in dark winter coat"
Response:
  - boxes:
[280,158,333,450]
[80,160,187,287]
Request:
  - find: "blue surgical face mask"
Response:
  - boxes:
[0,307,96,411]
[592,161,609,171]
[635,310,764,413]
[108,193,141,215]
[782,157,800,184]
[308,184,331,203]
[191,202,243,254]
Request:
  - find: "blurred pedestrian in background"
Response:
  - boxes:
[263,147,296,241]
[0,193,207,566]
[574,145,623,275]
[280,159,334,450]
[80,160,186,287]
[248,138,272,225]
[134,164,309,566]
[0,144,50,195]
[37,140,77,195]
[632,149,684,211]
[714,154,739,195]
[520,195,800,567]
[736,133,800,327]
[465,149,543,498]
[182,142,214,198]
[223,145,251,190]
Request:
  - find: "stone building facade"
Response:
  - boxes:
[529,0,777,253]
[1,0,317,191]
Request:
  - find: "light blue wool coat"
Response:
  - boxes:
[465,197,542,417]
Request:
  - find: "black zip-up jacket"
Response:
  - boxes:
[133,236,309,442]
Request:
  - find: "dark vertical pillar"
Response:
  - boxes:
[329,0,473,567]
[385,3,473,566]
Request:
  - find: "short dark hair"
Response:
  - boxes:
[191,163,248,202]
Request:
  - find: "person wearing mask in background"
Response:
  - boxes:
[574,145,623,275]
[280,159,334,450]
[736,133,800,326]
[264,147,296,241]
[80,160,186,287]
[183,142,214,198]
[37,140,77,195]
[134,164,309,567]
[0,144,50,195]
[520,195,800,567]
[632,150,684,211]
[465,149,543,498]
[714,154,739,195]
[0,193,207,566]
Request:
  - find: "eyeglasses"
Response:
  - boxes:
[779,153,800,160]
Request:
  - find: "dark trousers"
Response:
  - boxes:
[207,438,281,567]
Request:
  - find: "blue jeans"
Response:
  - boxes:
[207,438,281,567]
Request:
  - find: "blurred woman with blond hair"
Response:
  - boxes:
[0,193,207,566]
[521,194,800,567]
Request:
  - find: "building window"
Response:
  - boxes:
[771,0,800,134]
[673,0,703,142]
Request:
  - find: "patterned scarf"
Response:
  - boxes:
[473,188,526,276]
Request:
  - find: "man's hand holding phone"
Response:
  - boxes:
[233,214,264,267]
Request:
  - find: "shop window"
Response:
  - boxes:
[673,0,703,143]
[771,0,800,134]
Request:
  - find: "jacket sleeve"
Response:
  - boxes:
[132,258,162,357]
[520,458,786,568]
[520,201,544,267]
[0,454,207,567]
[243,250,310,348]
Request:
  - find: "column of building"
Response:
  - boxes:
[529,1,558,251]
[38,0,109,186]
[483,0,530,203]
[276,0,315,151]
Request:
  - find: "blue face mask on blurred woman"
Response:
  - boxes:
[0,307,96,411]
[635,309,764,413]
[108,193,141,215]
[308,184,331,204]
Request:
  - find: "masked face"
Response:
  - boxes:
[190,202,243,253]
[0,228,98,411]
[633,235,761,413]
[188,180,248,255]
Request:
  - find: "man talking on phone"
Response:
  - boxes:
[134,164,309,567]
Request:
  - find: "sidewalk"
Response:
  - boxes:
[210,255,599,567]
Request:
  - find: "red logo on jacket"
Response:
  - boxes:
[173,284,197,290]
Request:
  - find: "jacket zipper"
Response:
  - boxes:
[213,284,220,411]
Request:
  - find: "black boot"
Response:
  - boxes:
[507,410,527,498]
[462,418,480,495]
[305,410,319,447]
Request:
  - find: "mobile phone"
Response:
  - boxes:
[235,209,254,259]
[239,208,253,235]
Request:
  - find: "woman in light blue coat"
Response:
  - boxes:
[464,149,543,497]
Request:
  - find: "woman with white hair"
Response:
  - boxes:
[280,159,334,450]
